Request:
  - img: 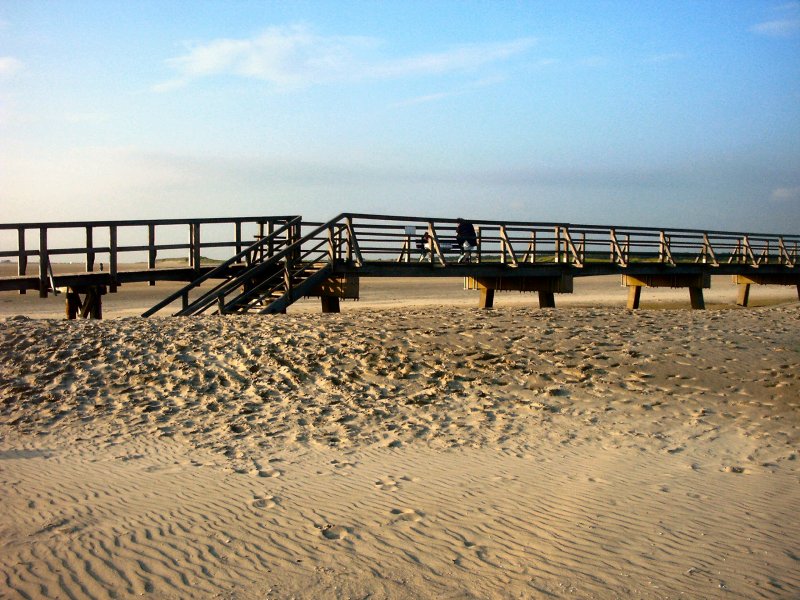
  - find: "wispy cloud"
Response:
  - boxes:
[750,18,800,36]
[751,3,800,37]
[155,24,535,92]
[0,56,23,77]
[771,186,800,201]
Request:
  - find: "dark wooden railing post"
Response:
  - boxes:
[235,221,243,257]
[190,222,201,271]
[555,226,562,263]
[109,225,118,292]
[38,227,48,298]
[17,227,27,294]
[148,224,156,285]
[86,226,95,272]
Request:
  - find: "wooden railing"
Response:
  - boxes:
[337,214,799,269]
[0,216,298,296]
[2,213,798,300]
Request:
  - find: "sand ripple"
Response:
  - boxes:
[1,305,799,598]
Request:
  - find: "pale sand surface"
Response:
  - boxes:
[1,278,799,599]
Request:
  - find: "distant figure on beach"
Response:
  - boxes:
[416,231,432,262]
[455,218,477,263]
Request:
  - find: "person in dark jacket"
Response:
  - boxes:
[455,218,477,263]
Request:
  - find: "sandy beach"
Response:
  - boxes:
[1,278,799,599]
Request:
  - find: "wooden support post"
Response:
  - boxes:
[109,225,118,293]
[66,291,80,320]
[235,221,243,257]
[538,291,556,308]
[321,296,340,313]
[796,284,800,301]
[689,287,705,310]
[148,224,156,285]
[86,226,95,272]
[627,285,642,309]
[736,283,751,307]
[17,227,27,294]
[38,227,48,298]
[190,223,201,271]
[65,286,105,319]
[479,287,495,309]
[83,288,103,319]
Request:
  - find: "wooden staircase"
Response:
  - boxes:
[143,215,348,317]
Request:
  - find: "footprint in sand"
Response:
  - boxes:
[251,467,283,478]
[723,465,748,474]
[389,508,424,523]
[375,477,398,491]
[375,475,418,490]
[320,524,351,540]
[252,495,278,509]
[330,459,356,471]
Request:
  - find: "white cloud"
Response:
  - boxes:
[155,24,535,91]
[751,18,800,36]
[0,56,23,77]
[771,186,800,201]
[363,38,536,79]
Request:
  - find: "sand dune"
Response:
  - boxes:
[1,303,799,598]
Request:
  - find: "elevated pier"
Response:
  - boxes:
[1,213,798,318]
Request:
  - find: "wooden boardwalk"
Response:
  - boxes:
[1,213,798,318]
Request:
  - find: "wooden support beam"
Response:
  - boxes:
[479,287,495,309]
[538,291,556,308]
[66,291,80,320]
[737,283,750,307]
[627,285,642,309]
[689,287,705,310]
[321,296,340,313]
[64,286,105,319]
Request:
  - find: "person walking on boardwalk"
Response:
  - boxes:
[455,218,477,263]
[417,231,432,262]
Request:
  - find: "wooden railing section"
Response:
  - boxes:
[0,216,298,297]
[1,213,798,315]
[338,214,799,268]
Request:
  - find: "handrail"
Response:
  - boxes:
[219,217,348,314]
[141,216,301,317]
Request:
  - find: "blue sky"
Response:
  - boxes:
[1,1,799,233]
